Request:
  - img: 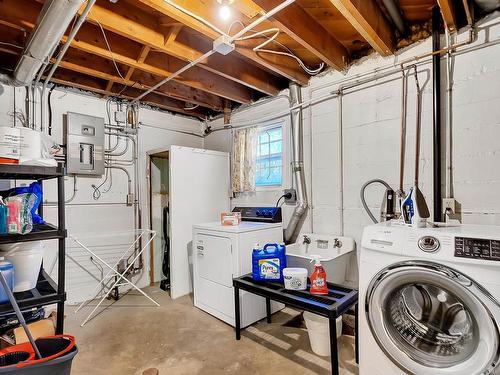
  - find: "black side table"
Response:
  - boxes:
[233,275,359,375]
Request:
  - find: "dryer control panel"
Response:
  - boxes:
[455,237,500,261]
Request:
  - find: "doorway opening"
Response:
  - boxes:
[148,150,170,291]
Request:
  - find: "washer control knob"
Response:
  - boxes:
[418,236,440,253]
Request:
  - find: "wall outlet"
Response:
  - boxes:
[284,189,297,205]
[443,198,457,214]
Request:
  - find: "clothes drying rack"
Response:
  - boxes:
[69,229,159,326]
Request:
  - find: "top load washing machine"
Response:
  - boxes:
[193,221,284,328]
[359,222,500,375]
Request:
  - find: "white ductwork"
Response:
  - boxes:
[475,0,499,11]
[6,0,85,86]
[284,83,308,244]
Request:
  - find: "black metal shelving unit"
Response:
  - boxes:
[0,163,66,334]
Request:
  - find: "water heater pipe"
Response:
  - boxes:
[432,6,443,222]
[284,83,308,244]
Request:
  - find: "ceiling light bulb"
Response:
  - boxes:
[219,4,231,21]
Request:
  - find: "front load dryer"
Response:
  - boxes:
[359,222,500,375]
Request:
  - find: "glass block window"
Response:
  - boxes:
[256,126,283,187]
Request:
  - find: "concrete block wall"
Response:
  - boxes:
[205,14,500,283]
[0,86,203,303]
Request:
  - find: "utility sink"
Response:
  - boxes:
[286,233,355,284]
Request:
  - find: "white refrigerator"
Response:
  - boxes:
[169,146,230,299]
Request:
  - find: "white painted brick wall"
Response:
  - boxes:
[205,14,500,283]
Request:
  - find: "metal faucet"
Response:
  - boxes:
[303,235,311,245]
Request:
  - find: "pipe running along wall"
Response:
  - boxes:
[284,83,308,244]
[0,0,85,86]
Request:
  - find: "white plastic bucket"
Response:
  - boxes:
[303,311,342,357]
[283,268,308,290]
[0,242,44,292]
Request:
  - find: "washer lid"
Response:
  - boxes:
[366,261,500,375]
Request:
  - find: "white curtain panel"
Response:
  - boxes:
[232,127,258,193]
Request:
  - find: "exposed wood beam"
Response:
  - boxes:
[0,0,253,104]
[134,0,308,85]
[462,0,474,27]
[251,0,349,70]
[50,69,209,119]
[328,0,395,56]
[436,0,457,32]
[84,1,281,95]
[57,50,224,110]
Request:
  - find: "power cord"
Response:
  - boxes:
[275,192,293,207]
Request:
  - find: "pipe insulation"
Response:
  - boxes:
[284,83,308,244]
[9,0,85,86]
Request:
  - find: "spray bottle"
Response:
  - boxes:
[309,255,328,295]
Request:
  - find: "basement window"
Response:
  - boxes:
[256,126,283,187]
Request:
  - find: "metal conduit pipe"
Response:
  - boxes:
[381,0,407,34]
[133,0,296,102]
[104,164,132,196]
[0,0,85,87]
[284,83,308,244]
[41,0,97,131]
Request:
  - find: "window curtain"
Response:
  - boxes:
[232,127,258,193]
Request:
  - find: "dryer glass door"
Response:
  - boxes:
[366,261,500,374]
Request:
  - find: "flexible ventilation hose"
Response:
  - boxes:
[360,179,393,223]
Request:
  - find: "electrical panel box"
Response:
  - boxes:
[64,112,105,176]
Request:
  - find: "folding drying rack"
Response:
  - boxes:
[69,229,159,326]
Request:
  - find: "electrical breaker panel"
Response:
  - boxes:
[64,112,105,176]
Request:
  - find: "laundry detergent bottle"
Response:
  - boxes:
[309,255,328,295]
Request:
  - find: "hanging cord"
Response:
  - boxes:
[228,21,324,75]
[95,19,126,80]
[47,84,56,135]
[360,179,393,223]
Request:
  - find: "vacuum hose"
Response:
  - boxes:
[360,179,394,223]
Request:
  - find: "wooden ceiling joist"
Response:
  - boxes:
[134,0,309,85]
[436,0,457,32]
[84,1,282,96]
[251,0,349,70]
[0,0,254,105]
[328,0,395,56]
[50,69,209,118]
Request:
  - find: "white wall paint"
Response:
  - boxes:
[0,86,203,304]
[205,14,500,284]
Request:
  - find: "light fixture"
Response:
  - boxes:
[217,0,234,21]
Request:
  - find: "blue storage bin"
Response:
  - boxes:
[252,243,286,282]
[0,260,14,304]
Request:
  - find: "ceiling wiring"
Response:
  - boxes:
[228,20,324,75]
[95,19,126,81]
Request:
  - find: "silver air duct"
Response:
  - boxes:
[5,0,85,86]
[284,83,308,244]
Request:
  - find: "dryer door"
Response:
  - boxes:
[366,260,500,375]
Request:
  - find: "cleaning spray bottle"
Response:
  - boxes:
[309,255,328,295]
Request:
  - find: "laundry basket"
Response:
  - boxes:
[303,311,342,357]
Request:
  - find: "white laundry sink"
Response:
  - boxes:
[286,233,355,284]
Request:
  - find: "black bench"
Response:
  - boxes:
[233,275,359,375]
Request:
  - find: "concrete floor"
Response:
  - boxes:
[65,286,358,375]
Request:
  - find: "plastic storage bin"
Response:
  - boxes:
[252,243,287,282]
[0,242,44,292]
[303,311,342,357]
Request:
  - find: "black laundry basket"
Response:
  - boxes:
[0,346,78,375]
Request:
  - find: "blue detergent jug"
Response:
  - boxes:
[252,243,287,282]
[0,259,14,304]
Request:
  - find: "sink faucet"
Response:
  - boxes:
[303,235,311,245]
